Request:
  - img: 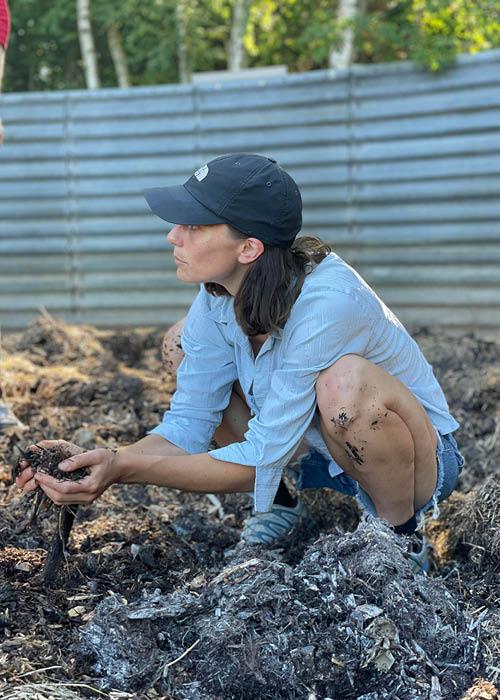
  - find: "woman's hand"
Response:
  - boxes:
[33,448,122,506]
[15,440,86,494]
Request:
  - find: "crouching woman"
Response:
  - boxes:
[16,154,464,547]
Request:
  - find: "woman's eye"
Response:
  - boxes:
[188,225,199,231]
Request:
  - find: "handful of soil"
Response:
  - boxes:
[14,444,89,484]
[14,444,90,584]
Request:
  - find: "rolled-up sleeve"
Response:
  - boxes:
[149,289,238,453]
[209,289,369,511]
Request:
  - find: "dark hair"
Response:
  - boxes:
[204,229,331,336]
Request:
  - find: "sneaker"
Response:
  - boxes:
[240,500,314,546]
[406,535,432,575]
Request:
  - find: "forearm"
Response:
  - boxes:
[115,449,255,494]
[121,433,188,457]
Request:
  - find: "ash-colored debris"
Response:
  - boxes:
[425,477,500,683]
[78,594,160,691]
[171,505,240,565]
[77,519,480,698]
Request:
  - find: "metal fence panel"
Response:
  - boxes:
[1,49,500,332]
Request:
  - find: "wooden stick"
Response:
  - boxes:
[163,639,200,672]
[42,505,78,584]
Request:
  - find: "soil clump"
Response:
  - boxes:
[13,444,87,482]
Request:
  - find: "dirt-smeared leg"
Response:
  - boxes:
[316,354,438,525]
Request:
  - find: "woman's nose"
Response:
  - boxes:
[167,224,182,245]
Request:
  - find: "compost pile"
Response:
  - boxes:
[0,316,499,700]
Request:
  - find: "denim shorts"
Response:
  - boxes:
[297,430,465,523]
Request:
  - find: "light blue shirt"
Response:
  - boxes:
[150,253,459,512]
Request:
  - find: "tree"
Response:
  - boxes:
[330,0,364,69]
[76,0,100,88]
[176,0,191,82]
[228,0,252,70]
[107,22,129,88]
[3,0,500,92]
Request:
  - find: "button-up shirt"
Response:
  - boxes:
[150,253,459,512]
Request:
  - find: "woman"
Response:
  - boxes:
[17,153,464,548]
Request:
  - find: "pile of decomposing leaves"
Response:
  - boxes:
[0,315,498,700]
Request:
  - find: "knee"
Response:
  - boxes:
[161,318,185,374]
[316,354,374,423]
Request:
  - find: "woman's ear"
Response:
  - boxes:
[238,237,265,265]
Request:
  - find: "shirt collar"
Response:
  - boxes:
[204,293,283,339]
[204,294,233,323]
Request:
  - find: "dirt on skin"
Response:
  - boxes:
[0,316,498,699]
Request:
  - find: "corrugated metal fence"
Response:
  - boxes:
[1,49,500,331]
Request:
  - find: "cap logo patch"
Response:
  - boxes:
[194,164,209,181]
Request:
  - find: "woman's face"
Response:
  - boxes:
[166,223,247,291]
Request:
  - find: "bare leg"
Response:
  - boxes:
[316,354,438,525]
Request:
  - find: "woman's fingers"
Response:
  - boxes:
[35,471,90,493]
[16,465,38,494]
[36,481,89,505]
[23,478,38,494]
[35,471,97,505]
[15,445,105,504]
[22,444,42,458]
[15,467,34,489]
[58,449,104,472]
[34,440,61,448]
[57,455,80,472]
[16,446,109,505]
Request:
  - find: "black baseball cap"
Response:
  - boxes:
[144,153,302,248]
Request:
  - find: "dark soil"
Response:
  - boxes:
[13,445,86,481]
[0,317,498,699]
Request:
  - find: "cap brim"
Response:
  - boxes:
[143,184,224,225]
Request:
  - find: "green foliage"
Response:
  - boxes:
[5,0,82,91]
[410,0,500,71]
[245,0,342,71]
[189,0,234,73]
[3,0,500,92]
[108,0,179,86]
[355,0,500,71]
